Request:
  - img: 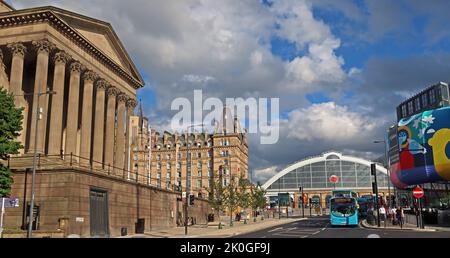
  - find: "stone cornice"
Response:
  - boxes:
[0,10,144,89]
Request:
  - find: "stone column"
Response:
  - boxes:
[7,42,27,151]
[28,39,55,154]
[65,61,84,157]
[79,70,98,164]
[114,93,127,173]
[0,49,10,91]
[104,86,118,169]
[92,79,109,167]
[124,98,137,173]
[48,51,71,156]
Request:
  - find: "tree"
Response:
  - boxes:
[250,183,267,221]
[0,89,23,197]
[207,178,226,225]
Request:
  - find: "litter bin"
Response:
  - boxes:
[121,227,128,236]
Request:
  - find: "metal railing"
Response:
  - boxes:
[5,153,224,198]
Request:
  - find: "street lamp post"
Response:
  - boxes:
[374,140,392,209]
[15,89,56,238]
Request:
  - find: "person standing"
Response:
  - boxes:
[379,205,387,226]
[396,207,404,229]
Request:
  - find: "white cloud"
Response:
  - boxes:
[285,102,379,144]
[253,166,279,184]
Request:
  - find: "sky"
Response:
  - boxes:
[8,0,450,184]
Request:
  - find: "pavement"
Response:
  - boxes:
[118,216,308,238]
[360,219,450,232]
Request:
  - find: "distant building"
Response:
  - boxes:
[396,82,449,121]
[262,151,390,209]
[150,108,249,198]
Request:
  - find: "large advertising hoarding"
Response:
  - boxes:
[390,106,450,188]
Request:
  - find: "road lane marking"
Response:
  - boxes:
[268,227,283,233]
[367,234,381,238]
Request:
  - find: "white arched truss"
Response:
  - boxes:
[261,151,387,190]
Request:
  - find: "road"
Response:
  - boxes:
[234,216,450,238]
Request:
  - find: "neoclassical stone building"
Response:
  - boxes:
[0,1,211,237]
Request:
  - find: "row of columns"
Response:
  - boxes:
[0,39,138,172]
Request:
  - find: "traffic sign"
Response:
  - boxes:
[1,198,19,208]
[329,175,339,183]
[182,192,187,198]
[413,187,424,198]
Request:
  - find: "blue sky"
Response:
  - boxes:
[11,0,450,183]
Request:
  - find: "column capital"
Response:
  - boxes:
[7,42,27,58]
[53,51,71,65]
[117,93,128,103]
[126,98,137,108]
[96,79,110,90]
[32,39,55,54]
[83,70,98,83]
[70,61,85,74]
[107,86,119,97]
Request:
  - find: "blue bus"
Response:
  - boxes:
[330,197,359,226]
[332,189,358,199]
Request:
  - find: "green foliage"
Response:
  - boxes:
[0,89,23,197]
[0,165,13,197]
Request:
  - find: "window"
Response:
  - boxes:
[197,161,202,169]
[157,154,161,161]
[167,163,171,170]
[422,93,428,108]
[207,141,212,147]
[415,98,421,112]
[166,144,171,149]
[430,89,436,104]
[207,151,212,158]
[157,145,161,150]
[224,159,229,166]
[177,153,181,160]
[401,104,407,118]
[407,101,414,115]
[197,179,202,188]
[166,154,171,160]
[177,162,181,169]
[157,163,161,170]
[197,152,201,159]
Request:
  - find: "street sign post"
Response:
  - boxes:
[413,187,424,199]
[413,187,425,229]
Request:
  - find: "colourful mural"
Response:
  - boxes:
[390,106,450,188]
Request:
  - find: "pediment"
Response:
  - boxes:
[51,9,143,84]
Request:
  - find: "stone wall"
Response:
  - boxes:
[4,168,211,237]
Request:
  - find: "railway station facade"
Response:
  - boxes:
[262,151,390,208]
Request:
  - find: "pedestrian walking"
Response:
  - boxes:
[396,207,404,229]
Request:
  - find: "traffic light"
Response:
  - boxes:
[189,195,195,206]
